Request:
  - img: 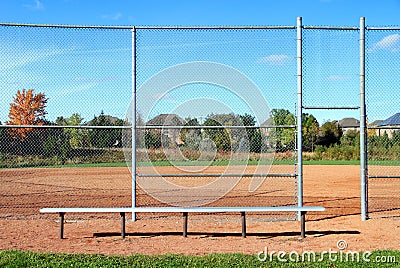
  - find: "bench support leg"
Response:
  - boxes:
[59,212,65,239]
[300,211,306,238]
[120,212,126,239]
[183,212,188,237]
[241,212,246,238]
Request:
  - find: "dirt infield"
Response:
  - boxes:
[1,165,400,255]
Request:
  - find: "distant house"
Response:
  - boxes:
[338,117,360,134]
[369,119,383,136]
[260,117,274,136]
[370,120,383,127]
[146,114,186,146]
[376,113,400,138]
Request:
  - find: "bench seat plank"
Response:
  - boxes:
[41,206,325,213]
[40,206,325,239]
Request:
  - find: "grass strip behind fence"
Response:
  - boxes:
[2,159,399,169]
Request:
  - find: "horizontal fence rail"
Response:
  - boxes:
[138,173,297,178]
[0,125,296,129]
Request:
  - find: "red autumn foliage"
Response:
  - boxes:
[5,89,48,140]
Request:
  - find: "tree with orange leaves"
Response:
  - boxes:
[6,89,48,140]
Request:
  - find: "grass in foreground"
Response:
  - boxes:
[0,250,399,267]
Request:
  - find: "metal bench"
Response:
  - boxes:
[40,206,325,239]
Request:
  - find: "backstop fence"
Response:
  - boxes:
[0,18,399,221]
[366,26,400,218]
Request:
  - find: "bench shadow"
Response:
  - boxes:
[308,212,361,222]
[93,230,360,238]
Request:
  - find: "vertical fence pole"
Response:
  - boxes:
[131,27,137,221]
[359,17,368,221]
[297,17,303,219]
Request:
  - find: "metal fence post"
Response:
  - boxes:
[131,26,137,221]
[359,17,368,221]
[297,16,303,220]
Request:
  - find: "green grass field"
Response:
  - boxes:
[0,250,399,267]
[3,159,399,169]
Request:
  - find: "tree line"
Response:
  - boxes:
[0,89,124,166]
[1,89,399,167]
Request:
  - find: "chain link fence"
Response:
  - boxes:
[0,25,132,219]
[1,20,399,222]
[0,25,299,221]
[366,27,400,218]
[132,27,298,220]
[302,26,361,219]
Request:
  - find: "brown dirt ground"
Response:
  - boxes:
[1,165,400,255]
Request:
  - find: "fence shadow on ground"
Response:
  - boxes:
[92,230,360,238]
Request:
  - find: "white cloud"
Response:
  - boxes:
[52,83,98,99]
[258,54,291,65]
[23,0,44,10]
[369,34,400,53]
[326,75,352,81]
[0,47,72,71]
[101,12,123,20]
[73,76,119,83]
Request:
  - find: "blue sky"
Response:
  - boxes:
[0,0,400,125]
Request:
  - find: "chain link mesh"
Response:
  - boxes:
[0,25,132,219]
[133,28,298,220]
[0,25,299,221]
[303,29,360,111]
[5,23,399,221]
[301,28,361,220]
[366,28,400,218]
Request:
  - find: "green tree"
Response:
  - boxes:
[55,116,68,126]
[144,130,162,149]
[203,115,231,152]
[136,112,145,149]
[270,109,295,152]
[180,118,202,151]
[0,121,10,154]
[340,129,359,146]
[239,114,262,153]
[89,111,122,148]
[318,121,343,147]
[302,113,319,152]
[65,113,88,148]
[43,127,71,163]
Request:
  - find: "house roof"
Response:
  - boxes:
[338,117,360,128]
[377,113,400,126]
[370,120,383,126]
[146,114,186,126]
[261,117,274,127]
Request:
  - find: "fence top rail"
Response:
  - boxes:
[366,26,400,31]
[0,22,296,30]
[135,25,296,30]
[1,22,399,31]
[302,25,359,30]
[0,22,134,29]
